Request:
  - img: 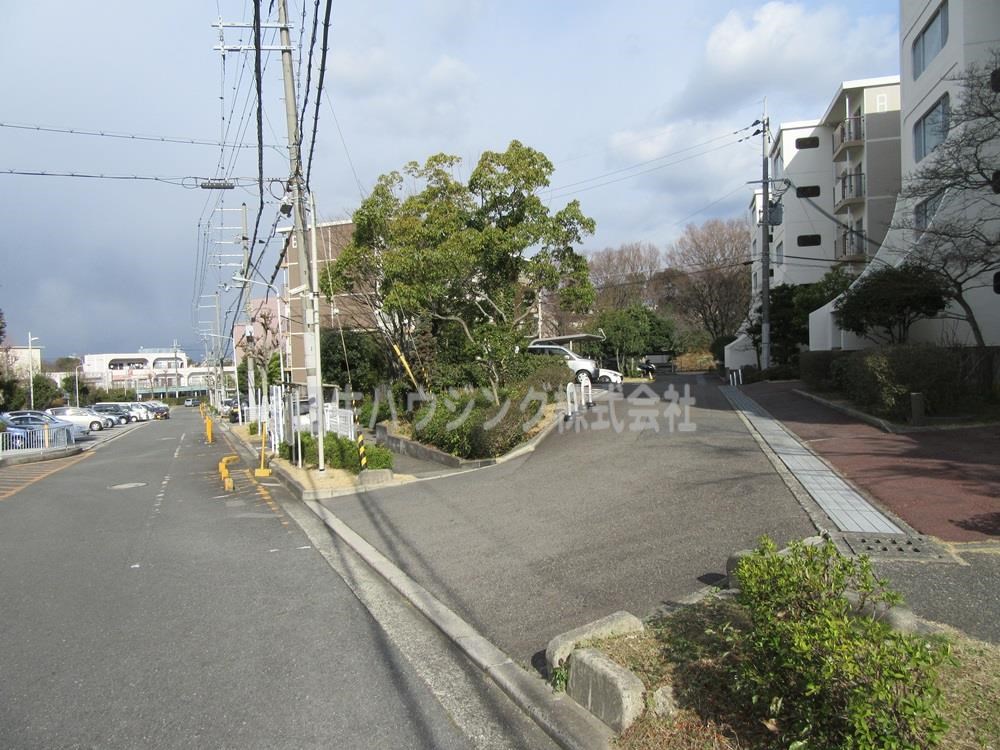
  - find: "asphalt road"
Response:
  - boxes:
[320,373,819,666]
[0,410,556,749]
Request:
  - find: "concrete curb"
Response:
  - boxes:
[545,611,644,674]
[0,444,83,467]
[792,389,902,433]
[304,499,614,750]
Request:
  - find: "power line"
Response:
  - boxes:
[0,120,276,149]
[544,138,747,201]
[0,169,258,186]
[304,0,333,192]
[544,126,754,197]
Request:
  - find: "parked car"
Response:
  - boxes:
[525,342,601,384]
[92,403,131,425]
[94,402,142,423]
[596,368,623,384]
[184,398,200,407]
[46,406,106,432]
[0,414,32,449]
[141,401,170,419]
[5,411,84,442]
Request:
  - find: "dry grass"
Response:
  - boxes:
[590,597,1000,750]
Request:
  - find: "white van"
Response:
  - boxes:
[526,343,600,383]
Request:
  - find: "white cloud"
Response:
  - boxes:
[667,2,898,119]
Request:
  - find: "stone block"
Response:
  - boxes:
[566,648,645,735]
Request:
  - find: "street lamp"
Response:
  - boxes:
[75,365,83,407]
[27,332,39,410]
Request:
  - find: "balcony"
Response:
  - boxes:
[832,116,864,161]
[834,172,865,213]
[835,230,868,261]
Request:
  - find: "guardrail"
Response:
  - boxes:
[0,425,73,454]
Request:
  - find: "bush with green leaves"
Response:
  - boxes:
[411,359,565,459]
[732,537,951,749]
[279,431,392,473]
[842,345,961,420]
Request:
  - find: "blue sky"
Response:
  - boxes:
[0,1,898,359]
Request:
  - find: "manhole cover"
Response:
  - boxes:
[109,482,147,490]
[838,533,952,562]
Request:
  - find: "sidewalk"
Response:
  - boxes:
[736,380,1000,644]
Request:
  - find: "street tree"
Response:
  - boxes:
[588,242,662,311]
[591,305,676,373]
[834,263,950,345]
[894,49,1000,347]
[322,141,595,403]
[746,267,855,367]
[664,218,751,343]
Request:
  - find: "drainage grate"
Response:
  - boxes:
[838,533,953,562]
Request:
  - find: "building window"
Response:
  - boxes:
[776,241,784,265]
[796,185,821,198]
[914,94,950,162]
[915,192,943,232]
[795,136,820,149]
[772,148,783,180]
[912,1,948,79]
[797,234,822,247]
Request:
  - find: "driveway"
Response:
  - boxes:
[320,374,818,665]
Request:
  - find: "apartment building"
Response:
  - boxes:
[725,78,902,367]
[810,0,1000,349]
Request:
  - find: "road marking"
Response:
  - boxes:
[0,453,91,500]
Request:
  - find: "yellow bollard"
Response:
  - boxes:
[205,416,213,444]
[254,419,271,477]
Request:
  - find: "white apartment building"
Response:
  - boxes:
[81,348,217,395]
[810,0,1000,349]
[726,77,902,368]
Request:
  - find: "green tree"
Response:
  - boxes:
[747,268,856,367]
[321,142,595,402]
[834,263,950,344]
[320,328,392,397]
[29,374,62,410]
[591,306,675,372]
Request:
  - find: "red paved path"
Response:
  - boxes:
[742,381,1000,543]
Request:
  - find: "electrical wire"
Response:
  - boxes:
[304,0,333,192]
[0,121,273,149]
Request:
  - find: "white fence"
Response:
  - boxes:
[323,404,356,441]
[0,426,73,454]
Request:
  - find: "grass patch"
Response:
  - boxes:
[592,597,1000,750]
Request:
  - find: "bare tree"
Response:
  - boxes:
[665,218,751,342]
[895,49,1000,347]
[588,242,663,310]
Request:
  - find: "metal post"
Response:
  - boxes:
[27,332,38,410]
[75,365,81,406]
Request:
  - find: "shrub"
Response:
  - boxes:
[411,365,561,459]
[248,421,259,436]
[799,350,852,391]
[733,538,950,749]
[710,335,737,363]
[842,345,961,419]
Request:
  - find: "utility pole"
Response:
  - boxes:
[241,202,257,421]
[275,0,322,439]
[173,339,180,399]
[759,101,771,371]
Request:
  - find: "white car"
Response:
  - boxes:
[596,368,623,384]
[47,406,106,432]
